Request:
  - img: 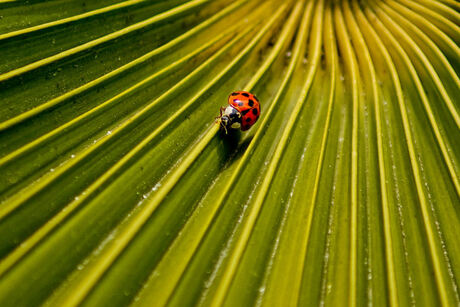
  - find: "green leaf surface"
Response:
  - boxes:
[0,0,459,306]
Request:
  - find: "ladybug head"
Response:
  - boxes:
[219,106,241,133]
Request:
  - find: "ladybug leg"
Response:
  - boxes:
[217,107,225,119]
[215,107,221,120]
[215,107,224,123]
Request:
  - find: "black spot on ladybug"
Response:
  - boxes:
[246,117,251,122]
[248,99,254,107]
[241,109,250,116]
[231,92,238,96]
[252,109,258,115]
[241,92,250,97]
[253,95,259,102]
[238,102,244,106]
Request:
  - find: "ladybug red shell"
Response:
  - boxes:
[228,91,260,130]
[218,91,260,133]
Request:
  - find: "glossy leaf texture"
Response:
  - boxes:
[0,0,459,306]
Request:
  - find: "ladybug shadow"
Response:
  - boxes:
[218,128,240,151]
[217,128,253,166]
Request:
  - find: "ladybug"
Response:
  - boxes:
[217,91,260,133]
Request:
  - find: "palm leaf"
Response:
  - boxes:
[0,0,459,306]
